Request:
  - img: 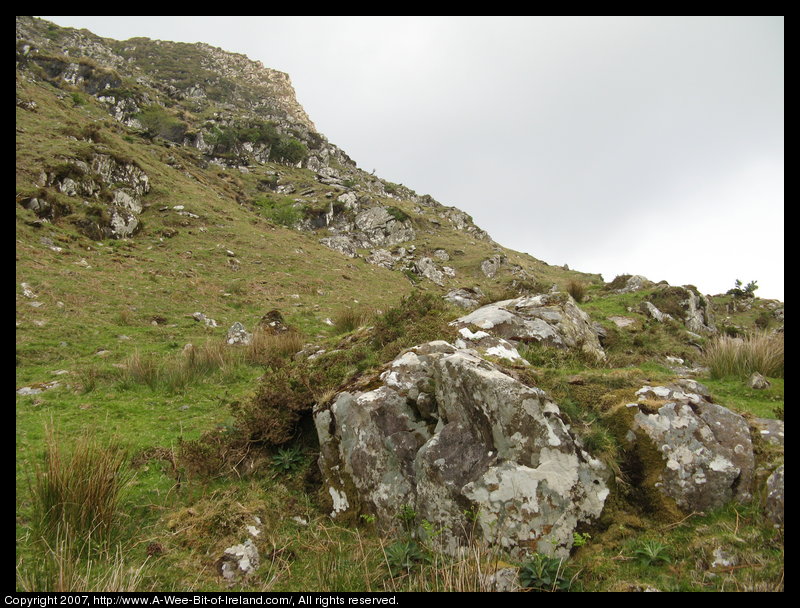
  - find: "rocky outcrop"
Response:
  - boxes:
[314,341,610,558]
[443,287,484,310]
[612,381,754,515]
[414,258,446,286]
[646,286,716,333]
[28,153,150,239]
[451,293,605,362]
[319,205,415,258]
[438,208,491,241]
[613,275,654,293]
[480,255,504,278]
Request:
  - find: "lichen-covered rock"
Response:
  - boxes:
[453,327,528,364]
[614,382,754,515]
[480,255,504,278]
[764,465,784,527]
[314,342,609,558]
[613,275,654,293]
[451,293,605,362]
[443,287,484,310]
[318,235,358,258]
[641,301,673,323]
[414,257,446,286]
[366,249,395,269]
[748,372,771,390]
[192,312,218,328]
[645,286,716,333]
[751,418,784,447]
[226,322,253,346]
[217,539,259,581]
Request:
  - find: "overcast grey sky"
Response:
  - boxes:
[40,16,784,300]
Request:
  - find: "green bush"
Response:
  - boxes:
[270,138,308,165]
[231,367,313,445]
[386,206,410,222]
[254,195,303,228]
[726,279,759,298]
[136,105,187,142]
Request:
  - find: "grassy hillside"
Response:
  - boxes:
[16,17,782,592]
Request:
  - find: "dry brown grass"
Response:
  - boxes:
[704,331,784,379]
[29,427,130,550]
[244,328,304,366]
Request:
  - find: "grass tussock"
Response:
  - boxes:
[245,329,304,366]
[566,280,587,303]
[28,427,130,551]
[119,341,246,391]
[704,331,784,379]
[333,307,375,335]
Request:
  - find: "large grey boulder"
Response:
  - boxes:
[314,341,609,559]
[615,382,754,515]
[451,293,605,362]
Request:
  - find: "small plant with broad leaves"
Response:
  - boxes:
[271,445,304,474]
[632,539,671,567]
[384,539,428,577]
[518,553,571,591]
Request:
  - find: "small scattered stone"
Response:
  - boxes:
[21,283,36,298]
[748,372,771,390]
[218,539,259,581]
[192,312,218,328]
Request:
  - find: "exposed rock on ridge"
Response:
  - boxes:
[452,292,606,362]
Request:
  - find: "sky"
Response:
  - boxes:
[40,16,784,300]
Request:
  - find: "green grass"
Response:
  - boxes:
[702,376,784,419]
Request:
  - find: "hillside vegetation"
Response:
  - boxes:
[16,17,783,592]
